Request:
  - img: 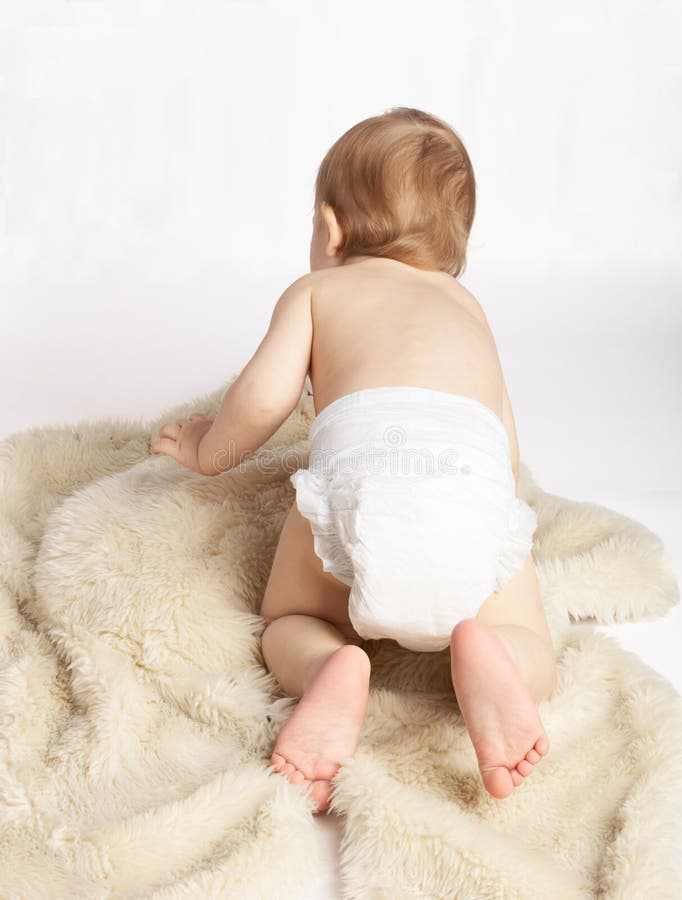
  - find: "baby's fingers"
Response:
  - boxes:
[151,436,177,459]
[159,421,181,440]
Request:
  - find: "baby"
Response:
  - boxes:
[152,107,557,813]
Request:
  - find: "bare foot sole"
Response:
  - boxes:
[270,643,371,813]
[450,618,550,799]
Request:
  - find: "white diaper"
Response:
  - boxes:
[289,386,538,653]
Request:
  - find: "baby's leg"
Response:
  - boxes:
[449,552,556,800]
[260,502,371,813]
[261,500,366,698]
[262,614,356,698]
[475,553,557,702]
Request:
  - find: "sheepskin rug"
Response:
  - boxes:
[1,377,681,899]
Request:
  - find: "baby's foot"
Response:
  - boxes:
[449,618,550,799]
[270,644,371,813]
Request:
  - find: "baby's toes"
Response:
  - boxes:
[525,748,541,765]
[535,733,550,757]
[271,753,286,771]
[510,768,524,787]
[271,754,302,781]
[515,758,534,777]
[309,779,332,812]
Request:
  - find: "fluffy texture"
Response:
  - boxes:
[1,377,681,898]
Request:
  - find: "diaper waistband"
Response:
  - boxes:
[309,386,508,444]
[306,386,512,482]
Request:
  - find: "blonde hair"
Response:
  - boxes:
[313,107,476,278]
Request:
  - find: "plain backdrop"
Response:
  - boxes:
[1,3,680,698]
[2,4,681,895]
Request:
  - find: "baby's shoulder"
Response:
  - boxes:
[285,268,341,301]
[284,271,315,292]
[273,271,315,308]
[451,283,491,330]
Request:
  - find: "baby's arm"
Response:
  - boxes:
[197,274,313,475]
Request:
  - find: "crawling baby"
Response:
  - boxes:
[152,106,557,813]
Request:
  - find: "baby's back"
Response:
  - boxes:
[309,257,503,419]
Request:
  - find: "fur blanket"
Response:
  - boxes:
[1,378,681,899]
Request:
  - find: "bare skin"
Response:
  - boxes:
[263,510,554,810]
[307,210,507,424]
[165,200,557,809]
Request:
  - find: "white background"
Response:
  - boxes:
[1,3,680,894]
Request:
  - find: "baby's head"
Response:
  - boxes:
[310,107,476,278]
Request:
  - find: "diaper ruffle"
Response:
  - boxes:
[494,495,538,592]
[289,469,355,586]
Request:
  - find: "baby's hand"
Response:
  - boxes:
[151,413,214,474]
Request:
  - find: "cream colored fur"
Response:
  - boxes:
[1,377,681,898]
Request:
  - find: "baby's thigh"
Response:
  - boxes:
[474,553,553,650]
[260,501,360,638]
